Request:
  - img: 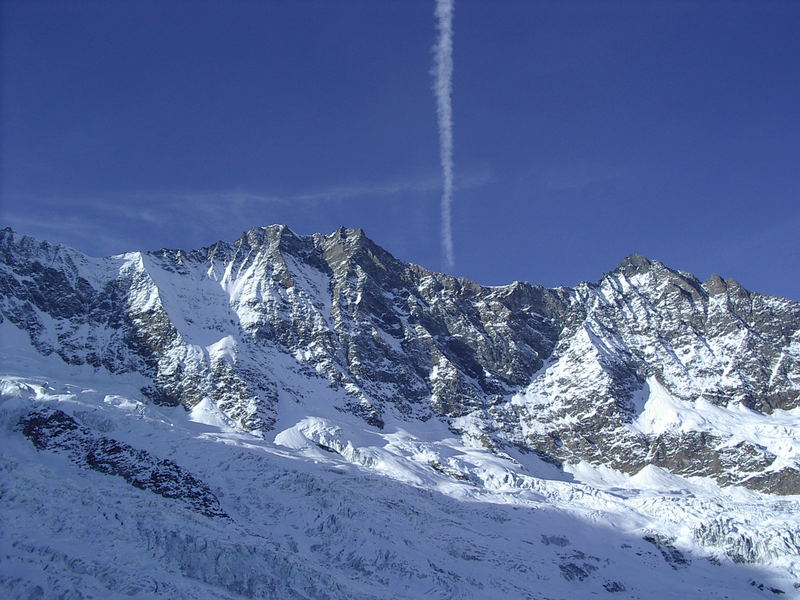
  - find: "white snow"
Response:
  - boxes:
[631,376,800,467]
[1,356,798,598]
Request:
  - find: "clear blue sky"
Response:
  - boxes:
[2,0,799,300]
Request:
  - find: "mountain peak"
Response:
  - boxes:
[615,253,657,275]
[229,225,307,256]
[244,224,299,242]
[705,273,748,297]
[316,226,393,269]
[322,227,379,253]
[332,226,367,241]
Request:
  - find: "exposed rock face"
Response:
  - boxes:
[2,226,799,493]
[19,408,227,518]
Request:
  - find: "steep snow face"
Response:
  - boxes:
[631,374,800,456]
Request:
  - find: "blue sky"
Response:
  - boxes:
[2,0,799,300]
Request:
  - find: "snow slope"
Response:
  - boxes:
[1,344,799,598]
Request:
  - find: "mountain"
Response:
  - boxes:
[1,225,799,599]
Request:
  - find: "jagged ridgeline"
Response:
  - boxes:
[2,225,799,493]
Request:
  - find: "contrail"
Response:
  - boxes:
[433,0,455,271]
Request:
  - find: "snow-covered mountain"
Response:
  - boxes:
[2,225,799,598]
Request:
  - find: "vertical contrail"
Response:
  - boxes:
[433,0,455,271]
